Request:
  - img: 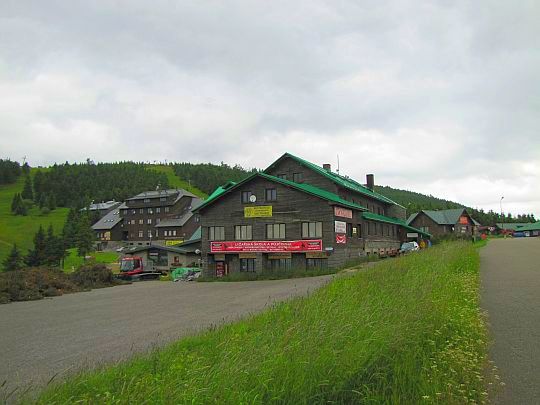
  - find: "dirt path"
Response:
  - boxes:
[480,237,540,405]
[0,276,331,399]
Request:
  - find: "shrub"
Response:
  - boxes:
[70,263,120,289]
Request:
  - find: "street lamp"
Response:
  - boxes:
[500,196,504,221]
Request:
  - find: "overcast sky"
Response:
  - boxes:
[1,1,539,216]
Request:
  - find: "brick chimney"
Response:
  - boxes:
[366,174,374,190]
[323,163,331,171]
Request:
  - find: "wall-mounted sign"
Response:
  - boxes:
[459,215,469,225]
[306,251,327,259]
[406,232,418,238]
[334,206,353,219]
[335,220,347,233]
[211,239,322,253]
[336,234,347,244]
[268,252,292,259]
[165,239,183,246]
[239,253,257,259]
[244,205,272,218]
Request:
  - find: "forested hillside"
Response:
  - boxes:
[0,159,22,185]
[34,162,169,208]
[173,162,257,195]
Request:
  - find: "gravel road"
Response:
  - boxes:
[0,276,332,397]
[480,237,540,405]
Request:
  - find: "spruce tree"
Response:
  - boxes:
[11,193,20,213]
[21,175,34,200]
[3,244,24,271]
[62,208,79,248]
[44,225,65,267]
[25,226,47,267]
[76,213,95,258]
[22,162,30,176]
[47,194,57,211]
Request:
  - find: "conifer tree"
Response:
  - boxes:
[25,226,47,267]
[44,225,65,267]
[11,193,20,213]
[76,213,95,258]
[47,194,57,211]
[21,175,34,200]
[22,162,30,176]
[3,244,24,271]
[62,208,79,248]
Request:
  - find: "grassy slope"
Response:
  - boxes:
[63,248,120,273]
[0,170,68,264]
[35,242,488,404]
[148,165,208,198]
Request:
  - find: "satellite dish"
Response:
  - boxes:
[249,194,257,203]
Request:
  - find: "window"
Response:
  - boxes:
[265,188,277,201]
[156,207,161,213]
[147,218,152,224]
[209,226,225,241]
[241,191,252,203]
[148,208,153,214]
[123,209,128,215]
[139,219,143,225]
[147,230,152,238]
[277,173,287,180]
[235,225,253,240]
[346,223,353,237]
[155,230,159,237]
[160,197,167,202]
[164,206,170,213]
[292,172,303,183]
[306,259,327,270]
[240,258,256,272]
[131,209,136,215]
[173,230,177,236]
[139,208,144,214]
[266,223,285,239]
[156,218,160,224]
[420,226,429,233]
[302,222,323,238]
[138,231,143,238]
[268,258,291,271]
[357,224,362,238]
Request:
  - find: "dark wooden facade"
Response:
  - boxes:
[408,210,476,239]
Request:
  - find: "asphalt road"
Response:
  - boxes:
[480,237,540,405]
[0,276,332,397]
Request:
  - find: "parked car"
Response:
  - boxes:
[399,241,419,254]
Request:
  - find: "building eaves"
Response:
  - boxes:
[515,221,540,232]
[91,210,123,230]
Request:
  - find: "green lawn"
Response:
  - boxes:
[63,248,120,273]
[148,165,208,198]
[34,241,488,404]
[0,170,68,266]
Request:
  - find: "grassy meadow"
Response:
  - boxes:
[33,241,488,404]
[148,165,208,199]
[0,170,68,265]
[62,248,120,273]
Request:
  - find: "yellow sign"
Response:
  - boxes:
[244,205,273,218]
[165,239,184,246]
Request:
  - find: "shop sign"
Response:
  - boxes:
[306,251,327,259]
[407,232,418,238]
[165,239,183,246]
[210,239,322,253]
[239,253,257,259]
[336,234,347,244]
[334,206,353,219]
[244,206,273,218]
[335,220,347,233]
[267,252,292,259]
[459,215,469,225]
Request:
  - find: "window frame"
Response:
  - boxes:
[265,188,277,201]
[235,225,253,240]
[301,221,323,238]
[266,223,285,239]
[241,191,253,203]
[292,172,303,183]
[209,226,225,241]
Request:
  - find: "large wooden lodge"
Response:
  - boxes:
[194,153,430,277]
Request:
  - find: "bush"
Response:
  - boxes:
[70,263,120,289]
[40,207,51,216]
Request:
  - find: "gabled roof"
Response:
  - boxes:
[193,172,368,213]
[363,211,432,237]
[92,209,123,230]
[83,201,121,211]
[125,244,196,255]
[515,221,540,232]
[126,188,197,201]
[407,208,471,226]
[264,152,402,207]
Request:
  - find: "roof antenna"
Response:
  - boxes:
[337,154,340,175]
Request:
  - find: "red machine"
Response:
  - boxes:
[119,256,161,280]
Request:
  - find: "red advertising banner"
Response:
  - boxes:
[334,206,353,219]
[336,234,347,244]
[210,240,323,253]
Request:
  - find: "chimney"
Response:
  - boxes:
[366,174,374,190]
[323,163,331,171]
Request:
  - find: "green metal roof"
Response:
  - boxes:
[363,211,432,237]
[193,172,368,213]
[407,208,470,226]
[265,152,402,207]
[496,222,535,231]
[514,222,540,232]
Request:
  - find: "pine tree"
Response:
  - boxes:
[38,193,47,209]
[76,213,95,258]
[44,225,65,267]
[11,193,20,213]
[3,244,24,271]
[62,208,79,248]
[21,175,34,200]
[25,226,47,267]
[47,194,57,211]
[22,162,30,176]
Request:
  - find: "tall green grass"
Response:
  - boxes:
[33,241,487,404]
[147,165,208,198]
